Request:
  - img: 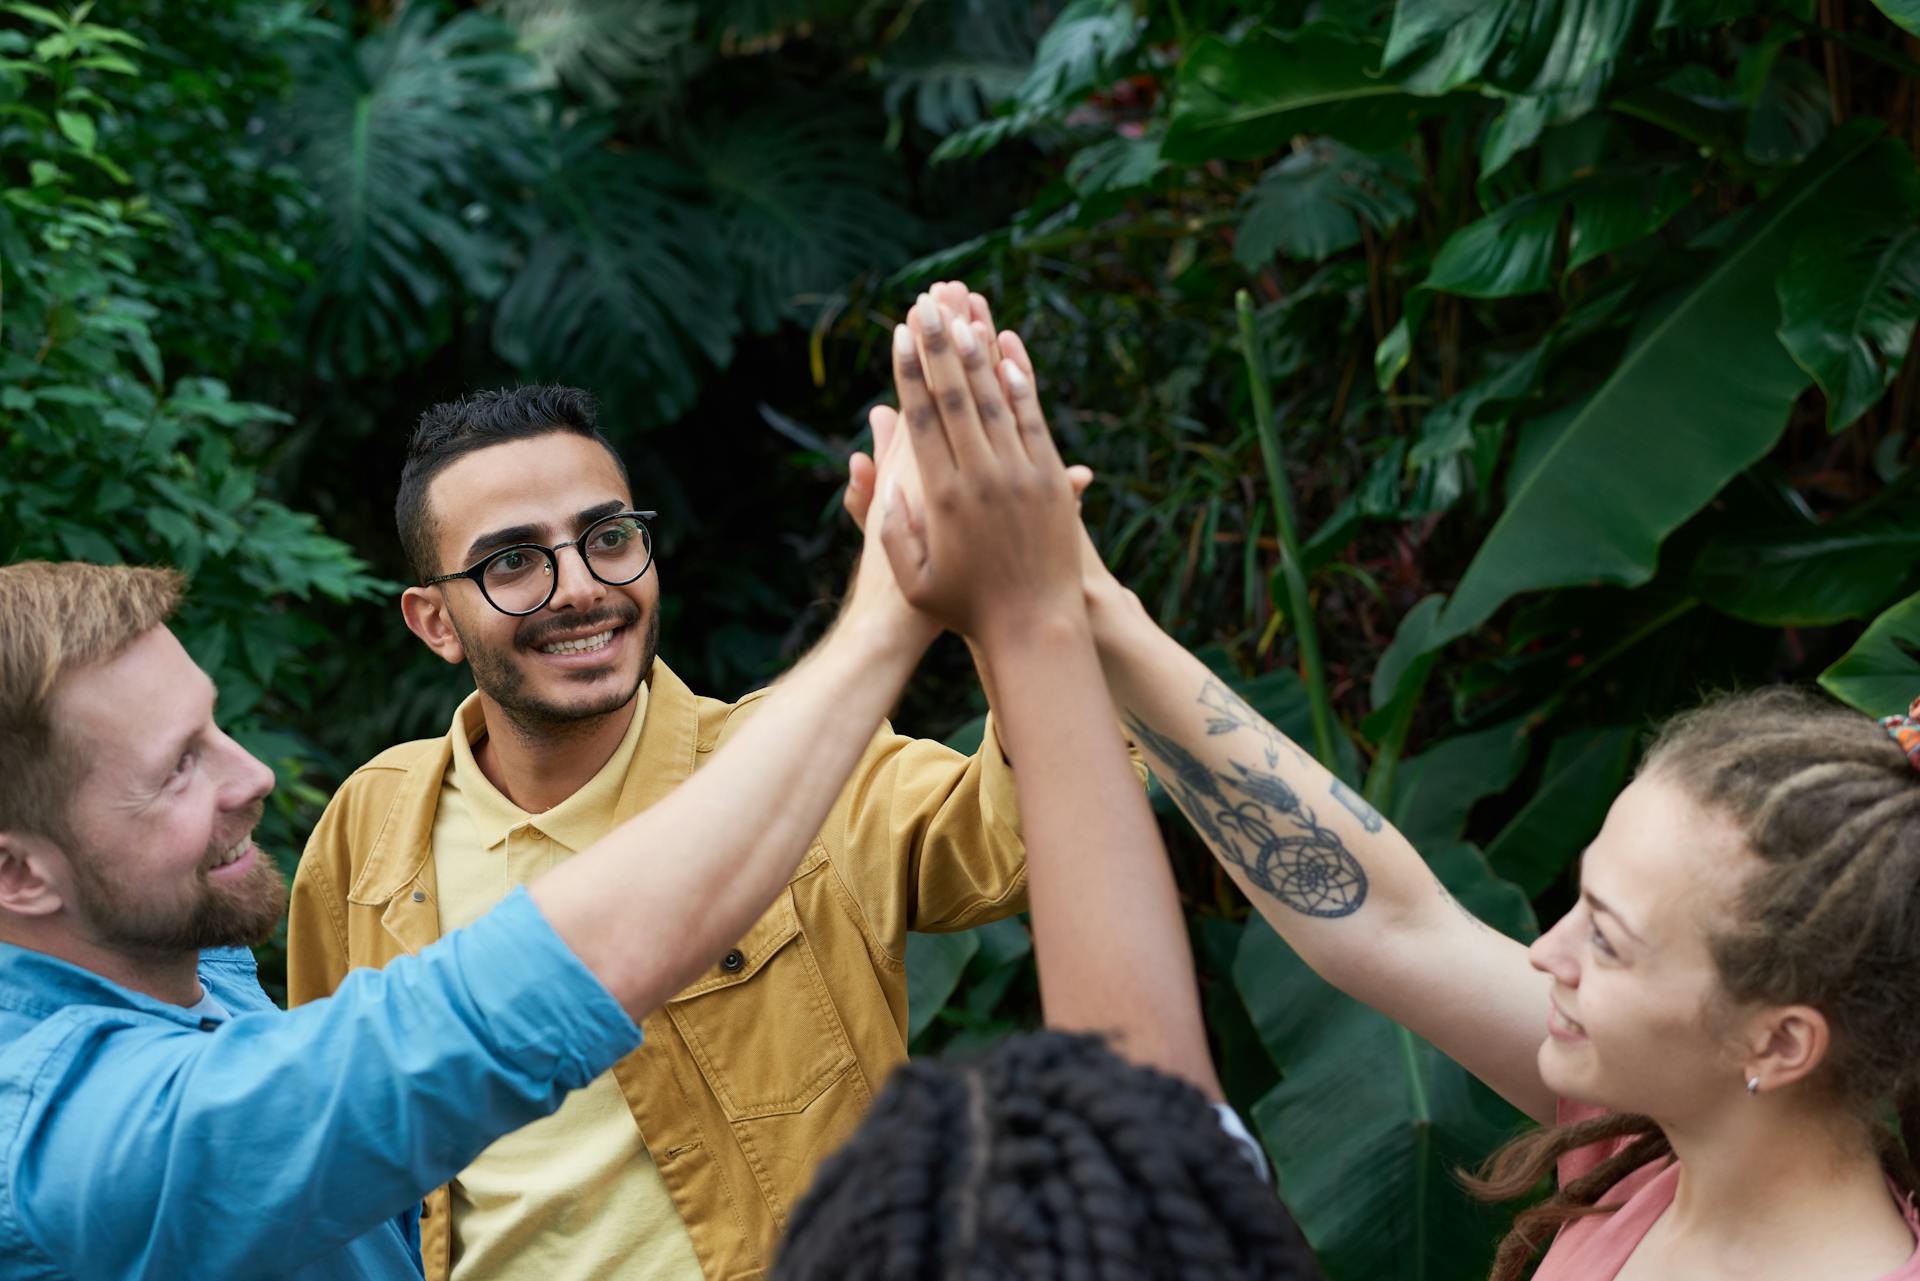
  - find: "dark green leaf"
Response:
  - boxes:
[1692,506,1920,626]
[1486,725,1639,896]
[1428,124,1888,647]
[1235,841,1533,1281]
[1235,141,1417,267]
[1164,25,1439,164]
[493,126,735,427]
[1819,589,1920,716]
[1776,150,1920,431]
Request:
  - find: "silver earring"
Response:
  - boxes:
[1746,1076,1760,1096]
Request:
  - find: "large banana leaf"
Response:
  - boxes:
[1235,841,1535,1281]
[1690,505,1920,626]
[492,125,736,427]
[1819,589,1920,717]
[1163,25,1440,163]
[1776,147,1920,429]
[1387,718,1531,847]
[1428,123,1886,647]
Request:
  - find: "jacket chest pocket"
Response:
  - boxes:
[667,881,857,1120]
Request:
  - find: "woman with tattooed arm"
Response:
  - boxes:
[855,284,1920,1281]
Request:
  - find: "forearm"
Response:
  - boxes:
[1087,590,1451,988]
[531,613,925,1017]
[984,612,1220,1098]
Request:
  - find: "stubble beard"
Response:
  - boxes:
[463,603,660,740]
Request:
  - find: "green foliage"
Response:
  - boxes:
[0,1,387,986]
[16,0,1920,1275]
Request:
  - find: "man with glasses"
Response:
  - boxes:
[287,384,1033,1281]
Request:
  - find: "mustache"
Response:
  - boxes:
[515,603,641,651]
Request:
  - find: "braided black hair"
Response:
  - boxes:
[772,1031,1319,1281]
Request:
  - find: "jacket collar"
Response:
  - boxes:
[347,658,702,907]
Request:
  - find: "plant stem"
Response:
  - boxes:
[1236,288,1339,769]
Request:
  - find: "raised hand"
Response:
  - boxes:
[877,292,1084,648]
[845,280,1084,532]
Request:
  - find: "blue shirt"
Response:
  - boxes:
[0,888,640,1280]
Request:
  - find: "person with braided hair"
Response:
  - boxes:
[843,281,1920,1279]
[776,286,1317,1280]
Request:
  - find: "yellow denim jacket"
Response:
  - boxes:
[286,658,1027,1281]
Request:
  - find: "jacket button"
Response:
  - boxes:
[720,949,744,973]
[412,890,426,902]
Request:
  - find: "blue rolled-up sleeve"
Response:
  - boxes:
[3,888,638,1280]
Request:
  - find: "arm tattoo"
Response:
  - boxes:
[1329,778,1384,832]
[1126,712,1367,919]
[1198,679,1309,769]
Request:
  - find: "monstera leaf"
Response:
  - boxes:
[286,5,539,379]
[1164,24,1438,163]
[1424,124,1890,648]
[1235,840,1535,1281]
[695,102,920,333]
[877,0,1043,136]
[931,0,1142,161]
[492,124,736,427]
[1236,141,1419,267]
[491,0,698,107]
[1776,146,1920,429]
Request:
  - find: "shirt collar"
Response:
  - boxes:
[446,682,650,854]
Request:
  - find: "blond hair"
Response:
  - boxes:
[0,561,183,841]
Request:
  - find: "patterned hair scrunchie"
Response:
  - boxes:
[1882,696,1920,771]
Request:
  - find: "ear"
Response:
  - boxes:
[1745,1004,1831,1094]
[0,831,68,918]
[401,585,467,665]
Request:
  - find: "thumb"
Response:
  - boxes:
[845,451,876,531]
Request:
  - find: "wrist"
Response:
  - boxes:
[976,601,1094,665]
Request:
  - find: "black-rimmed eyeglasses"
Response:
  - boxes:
[425,510,658,617]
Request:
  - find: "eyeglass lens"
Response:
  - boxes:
[478,514,652,614]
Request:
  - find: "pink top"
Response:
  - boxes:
[1532,1102,1920,1280]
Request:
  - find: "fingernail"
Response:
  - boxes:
[917,294,943,334]
[952,317,975,353]
[881,477,898,519]
[893,323,913,356]
[1002,360,1029,392]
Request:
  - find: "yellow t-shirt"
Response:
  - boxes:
[431,687,702,1281]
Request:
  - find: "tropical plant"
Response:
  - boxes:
[889,0,1920,1275]
[0,0,388,992]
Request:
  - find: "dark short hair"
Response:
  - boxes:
[395,385,630,579]
[772,1031,1318,1280]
